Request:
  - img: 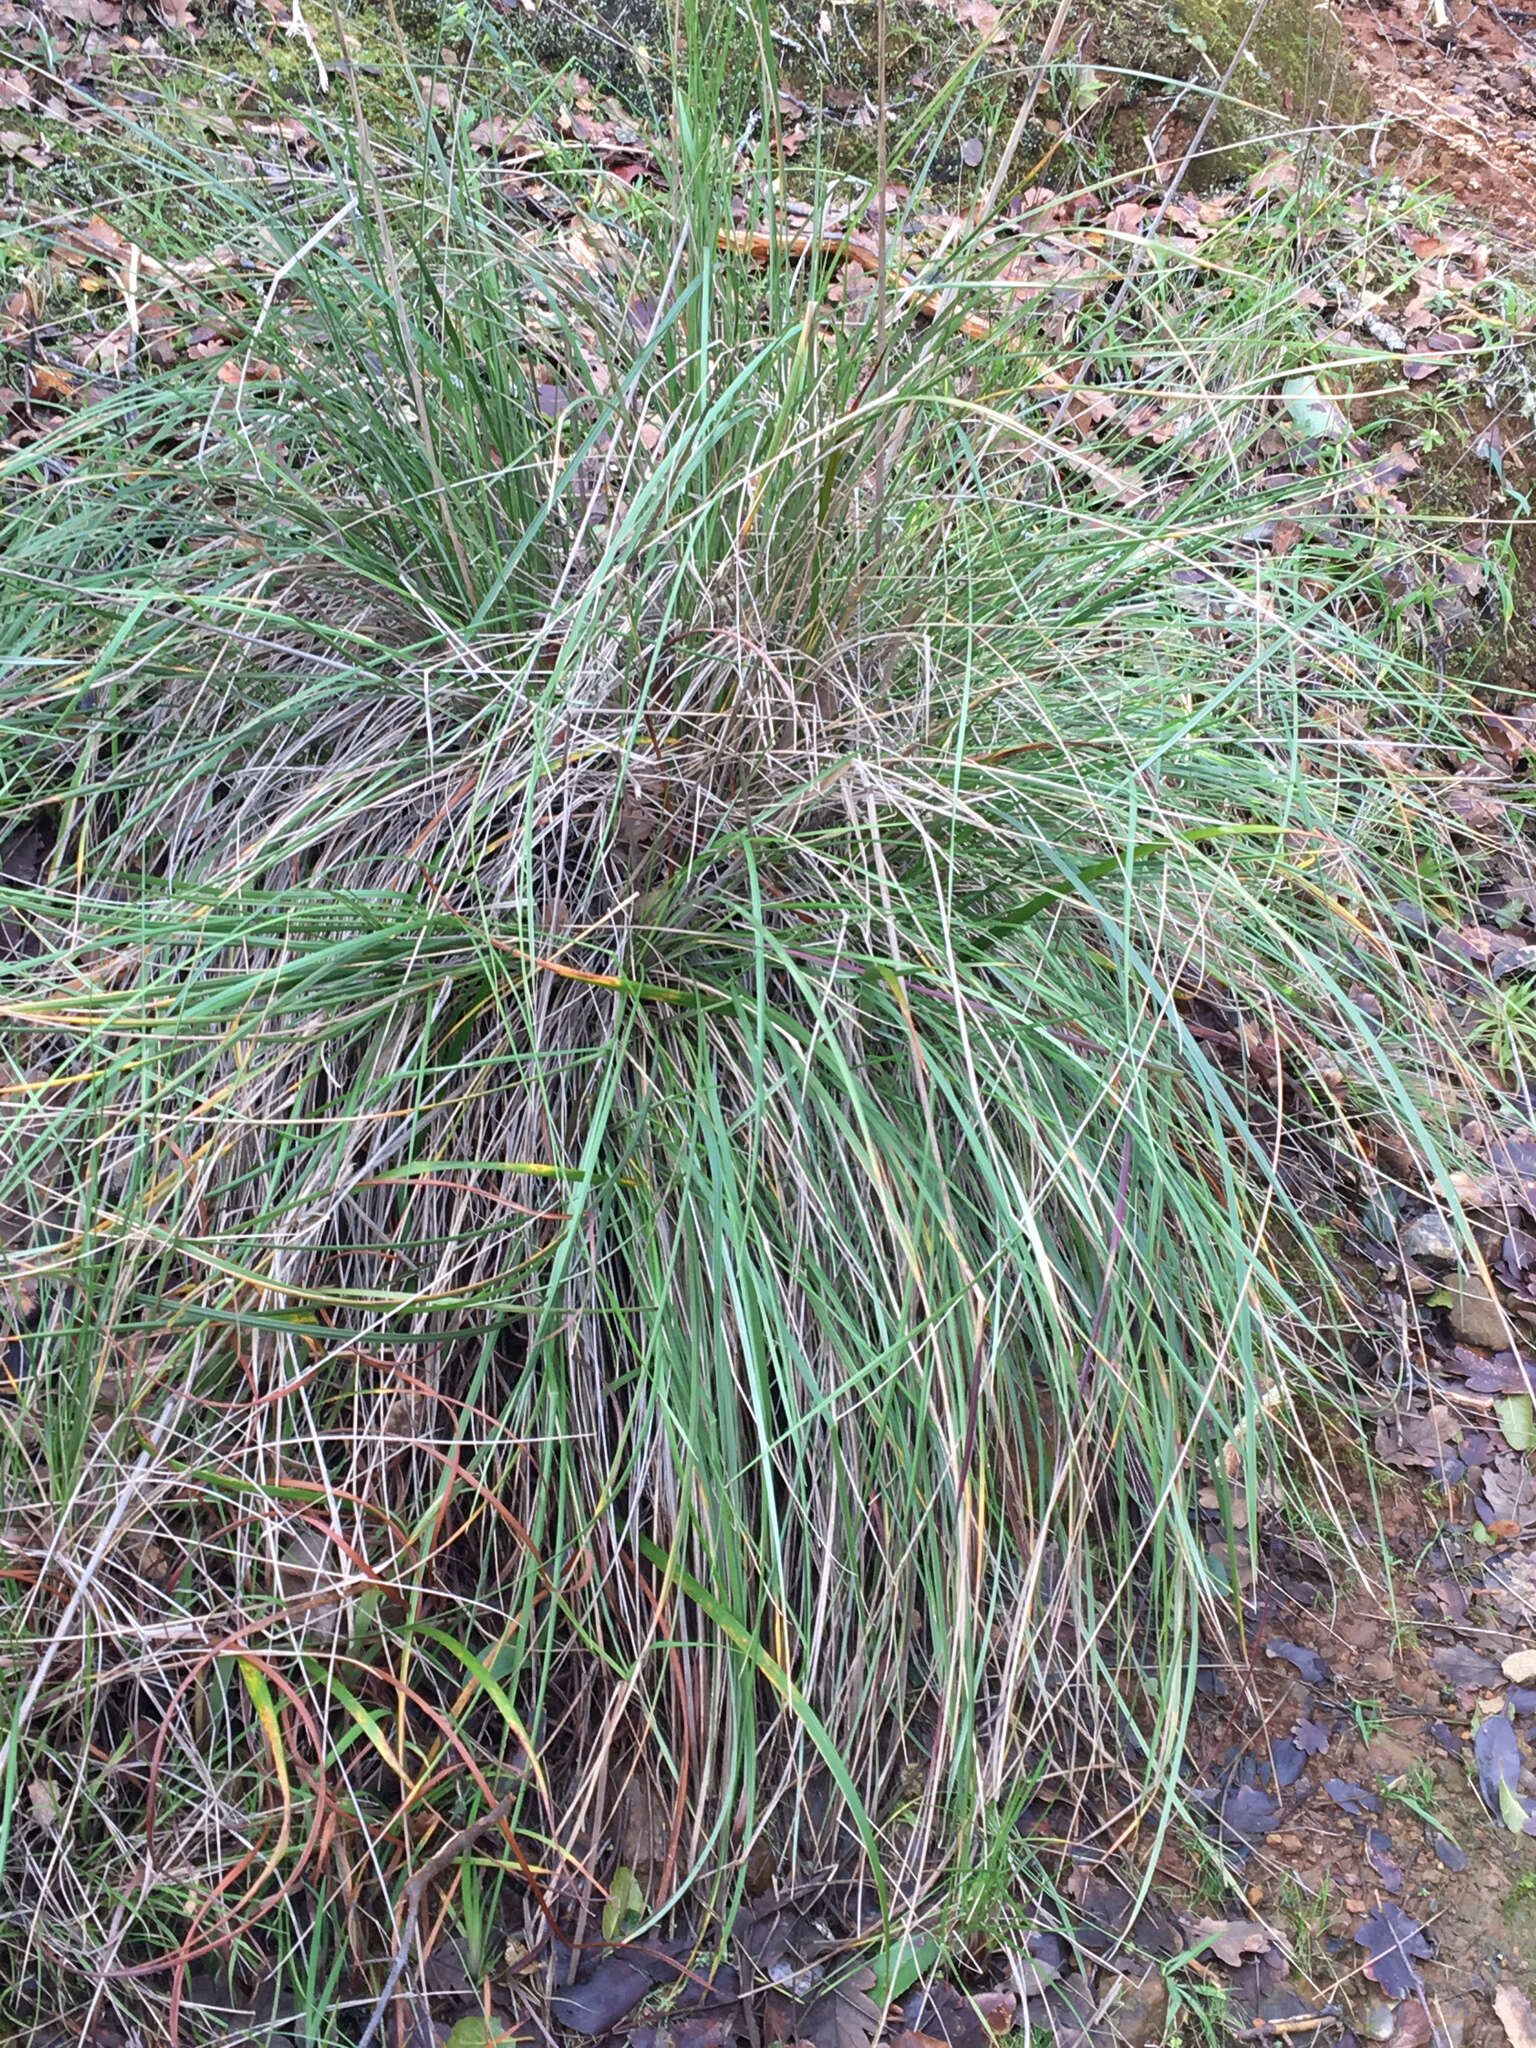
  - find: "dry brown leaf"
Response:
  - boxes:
[1,281,40,341]
[468,113,541,158]
[1185,1916,1274,1967]
[1249,154,1299,196]
[55,213,134,268]
[951,0,1002,33]
[1064,388,1116,436]
[74,324,133,372]
[243,114,316,149]
[27,362,80,403]
[1496,1984,1536,2048]
[46,0,121,22]
[216,354,281,383]
[1443,783,1506,831]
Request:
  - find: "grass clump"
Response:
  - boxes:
[0,13,1516,2041]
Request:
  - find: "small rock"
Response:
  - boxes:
[1366,1733,1421,1778]
[1401,1211,1459,1264]
[1448,1273,1515,1350]
[1504,1648,1536,1684]
[1388,2002,1432,2048]
[1364,2000,1399,2042]
[1431,1996,1468,2048]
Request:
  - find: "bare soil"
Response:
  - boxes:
[1339,0,1536,241]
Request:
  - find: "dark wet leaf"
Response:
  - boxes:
[1377,1407,1462,1469]
[675,1964,740,2013]
[1431,1833,1468,1872]
[1325,1778,1381,1815]
[1291,1717,1330,1756]
[1428,1720,1463,1757]
[551,1956,657,2034]
[1221,1784,1280,1838]
[1432,1644,1504,1690]
[1475,1711,1523,1818]
[1490,1137,1536,1177]
[1266,1640,1330,1683]
[550,1938,701,2035]
[1365,1830,1403,1891]
[1270,1737,1307,1788]
[1067,1864,1137,1939]
[734,1904,820,1974]
[1354,1903,1432,1999]
[802,1969,881,2048]
[1257,1992,1321,2027]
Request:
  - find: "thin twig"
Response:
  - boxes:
[355,1792,518,2048]
[979,0,1073,223]
[1230,2010,1341,2040]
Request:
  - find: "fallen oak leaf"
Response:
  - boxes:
[1183,1917,1274,1968]
[1355,1903,1432,1999]
[74,324,133,372]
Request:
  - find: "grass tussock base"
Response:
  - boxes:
[0,22,1523,2042]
